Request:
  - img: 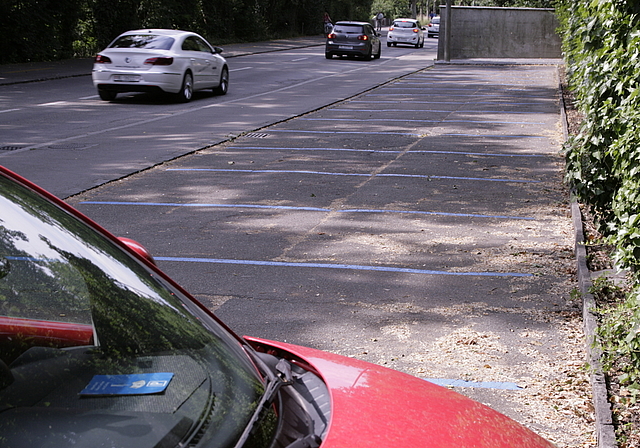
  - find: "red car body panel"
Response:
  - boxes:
[117,236,157,265]
[245,336,555,448]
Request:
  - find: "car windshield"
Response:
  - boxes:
[432,17,440,24]
[0,174,275,448]
[394,21,417,28]
[333,25,364,33]
[109,34,175,50]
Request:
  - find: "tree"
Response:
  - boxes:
[0,0,86,63]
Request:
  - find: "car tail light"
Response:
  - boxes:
[144,57,174,66]
[413,28,419,33]
[389,26,395,31]
[328,33,336,39]
[94,54,111,63]
[357,35,369,41]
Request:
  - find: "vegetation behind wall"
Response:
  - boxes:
[0,0,373,63]
[1,0,557,64]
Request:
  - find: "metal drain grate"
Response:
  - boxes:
[0,146,24,151]
[245,132,270,139]
[47,143,90,150]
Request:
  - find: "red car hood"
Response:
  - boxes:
[245,336,555,448]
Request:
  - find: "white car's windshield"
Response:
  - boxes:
[110,34,175,50]
[333,25,364,33]
[394,22,417,28]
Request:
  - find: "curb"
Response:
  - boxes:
[560,69,617,447]
[562,75,618,447]
[434,58,563,66]
[571,201,617,448]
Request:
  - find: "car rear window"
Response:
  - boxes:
[394,21,418,28]
[109,35,175,50]
[333,25,364,33]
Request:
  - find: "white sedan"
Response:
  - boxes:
[92,29,229,102]
[386,19,424,48]
[427,17,440,38]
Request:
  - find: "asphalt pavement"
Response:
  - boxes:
[1,35,608,447]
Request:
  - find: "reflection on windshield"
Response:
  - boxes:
[394,22,417,28]
[334,26,363,33]
[0,175,276,448]
[110,35,175,50]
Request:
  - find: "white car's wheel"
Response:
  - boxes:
[176,72,193,102]
[214,66,229,95]
[98,88,117,101]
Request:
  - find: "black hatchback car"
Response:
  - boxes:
[325,21,381,60]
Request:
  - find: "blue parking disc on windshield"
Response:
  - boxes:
[80,372,174,396]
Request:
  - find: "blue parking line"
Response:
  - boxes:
[80,201,330,212]
[153,256,532,277]
[267,129,422,137]
[232,146,402,153]
[409,149,544,157]
[79,201,535,220]
[360,96,542,105]
[392,84,531,93]
[300,117,444,123]
[337,208,535,220]
[169,168,364,177]
[166,168,539,184]
[424,378,523,390]
[375,90,543,98]
[393,84,481,89]
[299,117,545,126]
[329,108,540,114]
[400,80,529,89]
[332,108,455,113]
[444,133,548,139]
[378,88,545,98]
[230,146,545,158]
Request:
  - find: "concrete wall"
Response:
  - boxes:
[437,6,562,60]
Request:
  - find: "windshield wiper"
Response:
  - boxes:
[233,357,292,448]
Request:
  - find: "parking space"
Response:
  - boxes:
[68,63,590,445]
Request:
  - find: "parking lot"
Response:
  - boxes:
[66,61,593,446]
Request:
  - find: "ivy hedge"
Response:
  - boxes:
[557,0,640,390]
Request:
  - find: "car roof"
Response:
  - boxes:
[119,29,196,37]
[334,21,371,26]
[394,18,418,22]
